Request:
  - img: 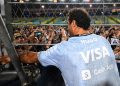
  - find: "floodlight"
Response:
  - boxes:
[66,5,69,8]
[90,4,92,8]
[113,4,116,7]
[41,5,45,9]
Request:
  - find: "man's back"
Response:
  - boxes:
[58,34,120,86]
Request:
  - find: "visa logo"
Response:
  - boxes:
[80,46,110,63]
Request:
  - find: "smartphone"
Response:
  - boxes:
[34,32,42,37]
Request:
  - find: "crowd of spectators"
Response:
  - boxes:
[11,25,68,60]
[13,25,120,56]
[13,25,68,44]
[0,25,120,64]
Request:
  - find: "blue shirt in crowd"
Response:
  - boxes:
[38,34,120,86]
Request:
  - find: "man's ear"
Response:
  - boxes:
[71,20,77,28]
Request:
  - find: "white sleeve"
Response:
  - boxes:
[37,44,62,67]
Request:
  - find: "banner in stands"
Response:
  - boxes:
[111,38,120,46]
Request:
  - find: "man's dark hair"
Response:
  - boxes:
[68,8,91,30]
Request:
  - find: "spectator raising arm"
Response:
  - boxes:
[45,31,55,49]
[61,28,67,41]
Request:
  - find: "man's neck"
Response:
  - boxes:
[74,28,90,36]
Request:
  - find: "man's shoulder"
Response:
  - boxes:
[49,41,68,52]
[57,41,69,50]
[94,34,106,40]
